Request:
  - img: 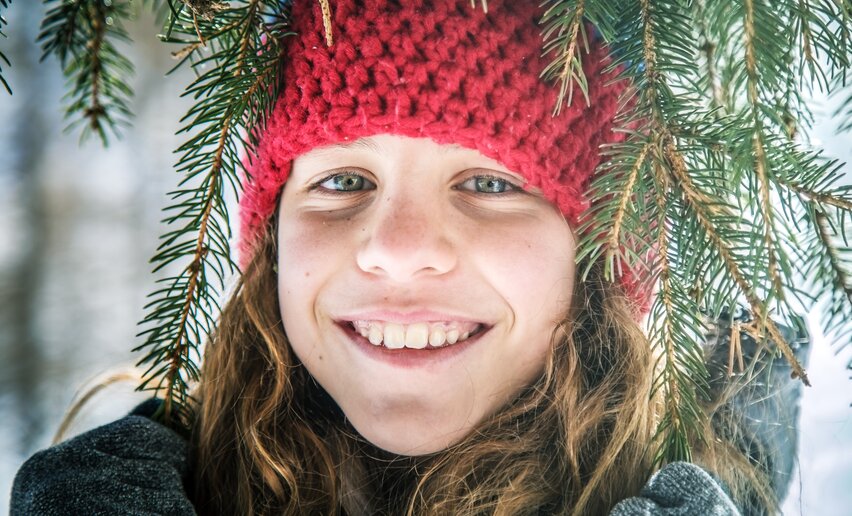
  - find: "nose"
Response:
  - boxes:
[356,192,457,281]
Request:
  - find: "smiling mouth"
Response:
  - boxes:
[343,320,487,350]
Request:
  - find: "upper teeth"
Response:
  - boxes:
[351,320,481,349]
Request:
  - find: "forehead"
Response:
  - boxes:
[299,135,512,170]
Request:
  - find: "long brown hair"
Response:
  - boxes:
[190,219,772,514]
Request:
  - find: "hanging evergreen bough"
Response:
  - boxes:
[37,0,135,144]
[568,0,852,466]
[133,0,289,430]
[540,0,590,114]
[1,0,11,94]
[12,0,852,456]
[540,0,620,114]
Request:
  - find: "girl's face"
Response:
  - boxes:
[277,134,575,455]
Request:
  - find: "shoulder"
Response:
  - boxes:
[11,401,196,515]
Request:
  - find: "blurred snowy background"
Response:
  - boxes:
[0,2,850,514]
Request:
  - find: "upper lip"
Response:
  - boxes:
[335,309,490,325]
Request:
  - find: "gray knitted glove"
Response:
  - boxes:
[10,401,196,515]
[609,462,741,515]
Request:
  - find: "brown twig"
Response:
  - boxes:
[727,321,745,376]
[318,0,333,47]
[781,179,852,212]
[182,0,229,45]
[559,0,585,111]
[608,143,650,263]
[653,159,686,442]
[85,2,106,131]
[814,205,852,304]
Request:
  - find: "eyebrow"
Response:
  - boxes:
[327,138,382,153]
[327,138,466,156]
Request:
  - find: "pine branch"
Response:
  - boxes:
[134,0,288,429]
[664,134,810,385]
[608,143,650,256]
[37,0,135,145]
[781,176,852,212]
[742,0,785,300]
[572,0,852,466]
[793,0,852,86]
[637,0,717,466]
[815,206,852,312]
[575,0,718,467]
[776,151,852,343]
[1,0,11,94]
[693,0,725,112]
[539,0,620,114]
[647,160,710,464]
[540,0,588,114]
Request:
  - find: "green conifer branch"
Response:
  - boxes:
[540,0,588,114]
[693,0,725,112]
[776,157,852,343]
[648,159,705,464]
[573,0,717,466]
[37,0,135,144]
[607,143,650,256]
[781,176,852,212]
[134,0,287,428]
[664,134,810,385]
[810,219,852,354]
[540,0,620,114]
[572,0,850,466]
[638,0,715,466]
[815,207,852,302]
[742,0,786,301]
[1,0,11,94]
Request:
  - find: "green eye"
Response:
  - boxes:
[475,177,510,193]
[320,173,375,192]
[462,175,519,194]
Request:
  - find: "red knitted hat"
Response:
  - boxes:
[240,0,652,316]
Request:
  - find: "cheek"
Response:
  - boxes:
[466,216,575,315]
[459,215,574,395]
[276,212,353,317]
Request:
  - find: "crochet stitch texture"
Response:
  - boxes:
[240,0,649,313]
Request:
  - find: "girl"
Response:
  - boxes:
[13,0,793,514]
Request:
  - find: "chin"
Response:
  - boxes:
[354,418,471,457]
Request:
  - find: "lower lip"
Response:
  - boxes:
[336,322,488,368]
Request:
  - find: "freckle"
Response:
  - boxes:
[318,355,323,360]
